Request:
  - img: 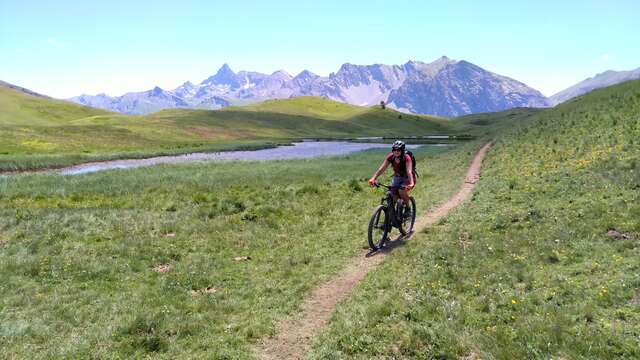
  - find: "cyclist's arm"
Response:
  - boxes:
[405,156,415,188]
[371,158,389,181]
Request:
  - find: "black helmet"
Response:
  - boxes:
[391,140,405,152]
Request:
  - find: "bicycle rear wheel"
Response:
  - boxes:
[398,197,416,235]
[368,205,389,250]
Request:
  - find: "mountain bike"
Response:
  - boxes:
[367,183,416,251]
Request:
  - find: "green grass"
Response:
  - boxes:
[307,80,640,359]
[149,105,449,140]
[449,107,542,138]
[231,96,371,120]
[0,143,478,358]
[0,140,280,173]
[0,88,453,171]
[4,78,637,359]
[0,86,112,126]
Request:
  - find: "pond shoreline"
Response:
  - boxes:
[59,141,438,176]
[0,142,281,174]
[1,139,456,176]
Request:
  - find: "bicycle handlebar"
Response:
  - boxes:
[374,182,391,189]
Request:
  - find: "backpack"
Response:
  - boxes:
[402,150,419,179]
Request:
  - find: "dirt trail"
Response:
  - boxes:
[255,142,492,360]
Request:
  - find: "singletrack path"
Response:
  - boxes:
[255,142,492,360]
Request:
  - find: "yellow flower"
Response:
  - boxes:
[511,299,517,304]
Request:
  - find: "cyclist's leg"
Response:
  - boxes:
[391,189,400,203]
[398,188,411,205]
[397,175,411,205]
[398,181,413,218]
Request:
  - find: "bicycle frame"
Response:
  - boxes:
[376,183,402,229]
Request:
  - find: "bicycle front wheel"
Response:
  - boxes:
[368,205,389,250]
[398,197,416,236]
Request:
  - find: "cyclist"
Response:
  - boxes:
[368,140,415,217]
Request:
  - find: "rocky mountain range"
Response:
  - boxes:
[70,57,554,117]
[71,58,640,117]
[548,67,640,105]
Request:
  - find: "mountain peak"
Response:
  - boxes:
[405,56,457,66]
[338,63,357,71]
[218,63,232,72]
[404,56,458,77]
[295,70,317,79]
[150,86,164,96]
[429,56,457,65]
[271,69,291,77]
[201,63,241,87]
[215,63,236,77]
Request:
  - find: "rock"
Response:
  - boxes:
[607,229,631,240]
[152,264,171,273]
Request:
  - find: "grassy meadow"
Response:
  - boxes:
[307,80,640,358]
[0,142,481,358]
[2,77,638,359]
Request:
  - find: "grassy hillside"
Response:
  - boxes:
[149,105,448,140]
[0,86,111,126]
[449,107,542,138]
[0,142,478,358]
[308,80,640,358]
[230,96,371,120]
[0,88,452,171]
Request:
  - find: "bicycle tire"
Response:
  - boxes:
[398,197,416,236]
[368,205,389,250]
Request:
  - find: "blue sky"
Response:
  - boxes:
[1,0,638,98]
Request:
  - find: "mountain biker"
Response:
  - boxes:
[368,140,415,216]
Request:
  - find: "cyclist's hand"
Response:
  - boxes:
[368,178,377,187]
[406,183,415,191]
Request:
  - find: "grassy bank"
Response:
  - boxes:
[0,140,280,173]
[0,142,480,358]
[307,81,640,358]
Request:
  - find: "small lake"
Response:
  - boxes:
[60,141,446,176]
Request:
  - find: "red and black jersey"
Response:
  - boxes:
[385,152,412,178]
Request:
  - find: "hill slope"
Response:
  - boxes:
[0,80,49,98]
[308,80,640,358]
[0,84,111,126]
[229,96,370,120]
